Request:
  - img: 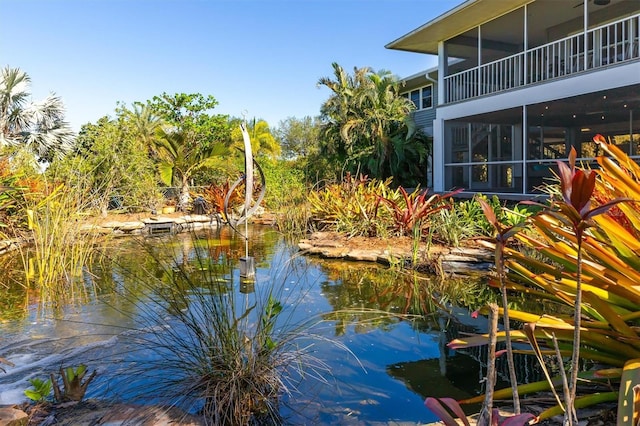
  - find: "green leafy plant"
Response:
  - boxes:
[51,364,97,402]
[307,174,395,237]
[24,377,52,402]
[431,200,483,247]
[379,186,461,237]
[449,135,640,424]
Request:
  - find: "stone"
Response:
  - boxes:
[319,247,349,258]
[346,249,381,262]
[0,407,28,426]
[116,222,145,231]
[298,242,313,250]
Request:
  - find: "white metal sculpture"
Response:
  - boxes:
[223,122,266,281]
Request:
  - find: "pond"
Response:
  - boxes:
[0,225,499,424]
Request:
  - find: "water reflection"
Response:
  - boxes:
[0,225,495,424]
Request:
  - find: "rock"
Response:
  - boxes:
[32,400,205,426]
[298,241,314,250]
[346,249,381,262]
[0,407,28,426]
[181,214,212,223]
[116,222,145,231]
[319,247,350,258]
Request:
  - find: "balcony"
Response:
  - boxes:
[444,13,640,104]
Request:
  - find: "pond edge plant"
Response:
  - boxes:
[99,231,358,425]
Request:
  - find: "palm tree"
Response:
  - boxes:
[317,63,370,160]
[154,126,229,211]
[0,66,74,162]
[359,69,415,178]
[318,63,425,184]
[230,118,280,159]
[127,103,164,148]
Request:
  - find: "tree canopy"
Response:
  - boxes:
[229,117,280,159]
[0,66,75,162]
[317,62,429,186]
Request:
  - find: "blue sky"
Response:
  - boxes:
[1,0,462,131]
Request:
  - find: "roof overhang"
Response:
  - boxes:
[385,0,532,54]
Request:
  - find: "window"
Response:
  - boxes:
[421,85,433,109]
[410,90,420,109]
[402,85,434,110]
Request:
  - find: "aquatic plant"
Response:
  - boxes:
[103,233,352,425]
[17,177,107,303]
[51,364,96,402]
[24,377,52,402]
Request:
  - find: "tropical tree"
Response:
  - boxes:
[126,103,164,149]
[275,116,321,161]
[0,66,74,162]
[317,62,428,186]
[229,117,280,159]
[47,113,162,215]
[145,93,232,209]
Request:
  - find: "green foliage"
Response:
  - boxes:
[308,174,395,237]
[275,116,321,161]
[260,157,306,209]
[48,114,162,214]
[229,117,280,159]
[0,66,74,162]
[51,364,96,402]
[24,377,52,402]
[429,195,534,246]
[450,136,640,422]
[317,62,428,186]
[143,93,233,209]
[261,295,283,351]
[145,92,231,152]
[431,201,482,247]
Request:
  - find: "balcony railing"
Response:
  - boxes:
[444,13,640,103]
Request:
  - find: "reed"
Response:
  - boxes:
[17,176,107,305]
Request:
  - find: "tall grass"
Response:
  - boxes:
[100,231,353,425]
[17,176,108,305]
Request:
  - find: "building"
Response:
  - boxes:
[388,0,640,197]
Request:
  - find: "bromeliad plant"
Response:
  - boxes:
[447,136,640,424]
[379,186,461,237]
[308,173,464,240]
[307,173,397,237]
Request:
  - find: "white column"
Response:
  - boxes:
[524,3,528,84]
[433,118,445,192]
[522,105,528,194]
[438,41,446,105]
[584,0,589,70]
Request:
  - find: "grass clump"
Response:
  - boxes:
[103,232,348,425]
